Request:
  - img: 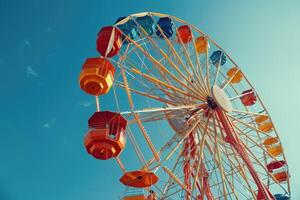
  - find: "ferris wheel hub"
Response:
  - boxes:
[206,96,217,109]
[211,85,233,112]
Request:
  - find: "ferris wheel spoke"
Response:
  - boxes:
[213,111,258,199]
[221,68,242,89]
[190,31,210,95]
[136,36,209,102]
[222,147,256,199]
[115,157,126,174]
[160,165,191,195]
[170,21,209,96]
[130,46,168,82]
[239,138,284,186]
[190,157,202,198]
[229,90,255,101]
[123,70,153,92]
[121,67,161,162]
[227,115,273,138]
[117,56,203,100]
[201,145,224,199]
[117,27,207,99]
[230,109,267,117]
[133,113,161,161]
[120,104,200,115]
[113,59,155,91]
[207,150,252,200]
[187,116,216,198]
[155,80,199,104]
[160,149,184,199]
[128,111,182,124]
[161,118,202,163]
[211,113,241,198]
[132,107,206,126]
[215,68,244,99]
[115,45,155,91]
[163,189,183,200]
[210,113,229,200]
[199,116,251,198]
[132,48,153,73]
[156,117,208,199]
[220,145,258,199]
[148,15,209,95]
[211,152,240,200]
[143,134,181,171]
[127,128,149,169]
[171,22,196,73]
[232,121,286,184]
[129,67,202,100]
[115,82,178,106]
[150,184,166,200]
[132,17,185,71]
[212,51,225,87]
[190,129,209,198]
[204,47,212,95]
[118,68,196,104]
[217,111,277,199]
[231,123,280,161]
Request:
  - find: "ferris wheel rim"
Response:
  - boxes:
[83,11,291,199]
[116,12,289,197]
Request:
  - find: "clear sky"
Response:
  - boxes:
[0,0,299,199]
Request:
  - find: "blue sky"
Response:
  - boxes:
[0,0,300,199]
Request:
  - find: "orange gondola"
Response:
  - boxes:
[263,137,279,146]
[273,171,289,183]
[79,57,116,96]
[195,36,208,54]
[226,67,243,84]
[255,115,269,124]
[258,121,274,133]
[267,144,283,157]
[120,170,159,188]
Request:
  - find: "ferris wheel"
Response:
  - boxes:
[78,12,291,200]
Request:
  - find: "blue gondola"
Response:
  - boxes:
[210,50,227,66]
[156,17,173,38]
[135,15,156,36]
[274,194,290,200]
[115,16,138,44]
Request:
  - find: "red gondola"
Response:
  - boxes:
[96,26,123,57]
[176,25,192,44]
[84,111,127,160]
[240,89,257,106]
[267,160,286,172]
